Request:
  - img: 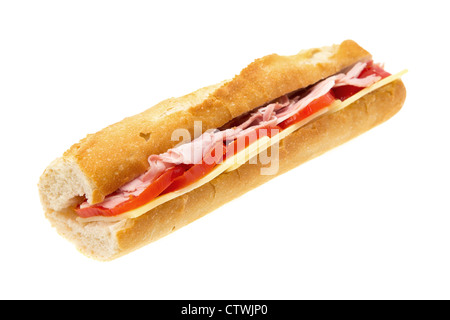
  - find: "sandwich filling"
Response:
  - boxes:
[76,61,405,221]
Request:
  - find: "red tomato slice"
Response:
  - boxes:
[75,165,186,218]
[162,142,227,194]
[332,61,391,101]
[278,91,335,130]
[359,61,391,79]
[331,85,362,102]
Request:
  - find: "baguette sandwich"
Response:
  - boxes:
[38,40,407,260]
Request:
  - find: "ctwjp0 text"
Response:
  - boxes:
[181,304,268,317]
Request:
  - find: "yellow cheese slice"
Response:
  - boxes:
[78,70,407,223]
[329,69,408,114]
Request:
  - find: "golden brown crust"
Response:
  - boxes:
[64,40,371,204]
[108,79,406,260]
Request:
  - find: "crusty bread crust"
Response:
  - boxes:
[39,40,371,210]
[45,79,406,260]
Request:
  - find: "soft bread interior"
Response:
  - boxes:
[45,208,128,260]
[39,157,94,212]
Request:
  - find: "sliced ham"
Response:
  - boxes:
[334,62,381,87]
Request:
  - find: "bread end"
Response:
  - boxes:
[38,157,96,212]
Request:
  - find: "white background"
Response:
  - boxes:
[1,0,449,300]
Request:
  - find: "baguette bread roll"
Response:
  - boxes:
[38,40,406,260]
